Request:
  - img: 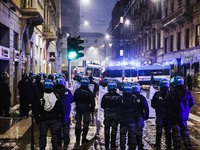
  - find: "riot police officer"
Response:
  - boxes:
[118,82,138,150]
[54,77,73,145]
[101,81,120,150]
[132,82,149,150]
[151,79,171,149]
[18,73,27,117]
[165,76,194,150]
[35,79,64,150]
[0,72,11,117]
[73,77,95,145]
[35,74,44,99]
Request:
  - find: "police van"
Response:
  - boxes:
[84,63,103,84]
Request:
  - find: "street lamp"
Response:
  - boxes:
[80,0,90,6]
[84,20,89,26]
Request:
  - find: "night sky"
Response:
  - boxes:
[80,0,119,33]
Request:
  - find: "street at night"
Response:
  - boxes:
[1,0,200,150]
[0,90,200,149]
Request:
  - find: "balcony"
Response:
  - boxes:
[133,9,140,19]
[20,0,44,26]
[140,1,148,12]
[162,5,192,28]
[151,12,161,22]
[43,25,57,41]
[143,20,151,27]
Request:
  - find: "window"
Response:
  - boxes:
[157,33,161,48]
[195,25,200,46]
[124,69,137,77]
[178,0,182,7]
[164,38,168,53]
[14,32,18,50]
[170,35,173,52]
[148,37,151,50]
[186,0,190,6]
[185,29,190,48]
[177,32,181,50]
[165,7,168,17]
[171,2,174,12]
[153,36,155,50]
[0,23,9,48]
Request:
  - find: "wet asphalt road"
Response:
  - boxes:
[0,90,200,149]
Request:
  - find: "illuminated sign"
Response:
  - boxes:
[14,50,20,62]
[0,45,10,60]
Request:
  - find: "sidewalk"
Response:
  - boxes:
[0,104,97,150]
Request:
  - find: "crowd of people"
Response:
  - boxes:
[0,71,195,150]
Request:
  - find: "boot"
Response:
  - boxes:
[111,133,117,149]
[154,133,162,149]
[105,133,110,149]
[75,129,81,146]
[82,138,89,144]
[82,127,89,144]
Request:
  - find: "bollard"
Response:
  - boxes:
[31,114,34,150]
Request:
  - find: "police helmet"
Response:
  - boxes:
[132,82,141,93]
[36,74,42,80]
[159,78,170,88]
[80,77,89,86]
[173,76,184,86]
[107,81,117,90]
[122,82,132,93]
[73,75,82,82]
[43,79,54,89]
[55,73,62,79]
[29,70,33,76]
[0,72,8,81]
[43,73,48,80]
[22,73,27,79]
[27,76,33,83]
[48,74,54,81]
[55,77,66,86]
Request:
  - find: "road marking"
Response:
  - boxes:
[187,121,195,126]
[189,113,200,123]
[0,117,31,139]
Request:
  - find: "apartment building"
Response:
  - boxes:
[110,0,200,77]
[0,0,60,105]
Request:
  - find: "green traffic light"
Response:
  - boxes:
[68,51,77,60]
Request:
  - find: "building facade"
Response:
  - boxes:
[0,0,61,106]
[108,0,200,77]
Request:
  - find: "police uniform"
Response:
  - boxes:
[54,77,73,145]
[118,83,138,150]
[151,79,171,149]
[165,76,194,150]
[101,81,120,150]
[132,82,149,150]
[74,77,95,145]
[0,72,11,117]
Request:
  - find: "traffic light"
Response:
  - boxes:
[67,37,77,60]
[67,36,84,60]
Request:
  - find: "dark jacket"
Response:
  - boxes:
[18,79,27,99]
[59,88,73,122]
[165,86,195,122]
[24,82,39,103]
[133,93,149,120]
[0,80,11,101]
[101,92,120,112]
[74,86,95,113]
[36,92,64,123]
[151,90,168,117]
[35,81,44,99]
[118,93,138,124]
